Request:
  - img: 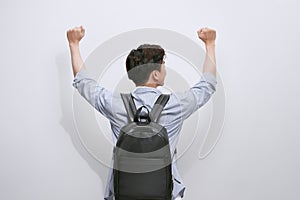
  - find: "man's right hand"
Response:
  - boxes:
[197,27,217,77]
[197,27,216,46]
[67,26,85,45]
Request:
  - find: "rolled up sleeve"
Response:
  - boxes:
[72,68,113,118]
[191,72,217,109]
[173,72,217,120]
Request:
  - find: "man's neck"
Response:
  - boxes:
[139,83,158,88]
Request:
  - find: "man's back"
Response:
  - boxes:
[72,67,217,199]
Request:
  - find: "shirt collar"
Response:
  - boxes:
[131,86,162,97]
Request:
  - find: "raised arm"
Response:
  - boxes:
[176,27,217,119]
[66,26,86,77]
[197,27,217,77]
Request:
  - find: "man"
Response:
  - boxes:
[67,26,217,200]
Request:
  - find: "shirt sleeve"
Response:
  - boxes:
[175,72,217,120]
[72,68,113,119]
[191,72,217,108]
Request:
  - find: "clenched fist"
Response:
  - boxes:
[197,27,216,46]
[67,26,85,45]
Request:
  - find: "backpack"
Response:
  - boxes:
[113,93,173,200]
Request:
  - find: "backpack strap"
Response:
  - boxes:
[150,94,170,122]
[121,93,137,122]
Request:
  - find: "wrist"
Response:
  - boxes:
[205,43,216,51]
[69,42,80,48]
[205,42,216,48]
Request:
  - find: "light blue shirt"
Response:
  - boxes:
[72,68,217,199]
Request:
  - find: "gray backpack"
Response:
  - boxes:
[113,94,173,200]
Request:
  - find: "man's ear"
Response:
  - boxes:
[152,70,160,81]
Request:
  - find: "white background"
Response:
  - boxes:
[1,0,300,199]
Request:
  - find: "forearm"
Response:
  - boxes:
[69,43,85,77]
[202,44,216,77]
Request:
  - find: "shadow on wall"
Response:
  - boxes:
[55,52,109,194]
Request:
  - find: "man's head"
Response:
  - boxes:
[126,44,166,87]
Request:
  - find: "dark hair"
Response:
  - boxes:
[126,44,165,85]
